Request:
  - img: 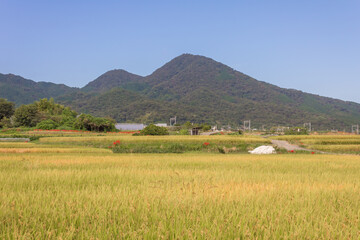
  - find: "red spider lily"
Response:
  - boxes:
[311,152,315,154]
[290,150,294,153]
[203,142,210,146]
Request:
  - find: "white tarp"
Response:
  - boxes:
[249,146,276,154]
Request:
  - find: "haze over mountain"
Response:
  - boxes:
[1,54,360,130]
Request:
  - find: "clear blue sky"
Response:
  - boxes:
[1,0,359,102]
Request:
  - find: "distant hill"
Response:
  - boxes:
[2,54,360,130]
[0,73,77,105]
[82,70,145,93]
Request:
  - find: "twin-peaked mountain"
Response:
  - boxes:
[1,54,360,129]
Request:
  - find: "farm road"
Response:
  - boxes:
[271,140,309,151]
[200,131,219,135]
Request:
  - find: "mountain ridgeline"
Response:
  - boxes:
[1,54,360,130]
[0,73,78,105]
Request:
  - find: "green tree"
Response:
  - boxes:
[201,124,211,131]
[0,117,12,128]
[14,104,42,127]
[0,98,15,120]
[73,114,115,132]
[182,121,193,129]
[140,124,169,135]
[36,98,77,116]
[73,114,94,130]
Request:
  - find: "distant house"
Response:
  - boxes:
[190,127,202,135]
[115,123,145,131]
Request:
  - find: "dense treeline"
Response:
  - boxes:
[0,98,116,132]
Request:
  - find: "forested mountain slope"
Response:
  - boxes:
[0,73,77,105]
[2,54,360,129]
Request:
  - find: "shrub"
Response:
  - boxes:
[285,127,308,135]
[56,125,74,130]
[36,119,59,130]
[140,124,169,136]
[179,129,189,135]
[228,130,243,135]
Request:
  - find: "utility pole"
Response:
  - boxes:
[304,122,312,132]
[170,116,177,126]
[352,125,359,134]
[244,120,251,132]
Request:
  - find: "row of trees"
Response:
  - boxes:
[0,98,116,132]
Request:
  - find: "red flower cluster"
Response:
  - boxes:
[289,150,295,153]
[311,152,315,154]
[109,140,121,149]
[220,132,225,135]
[203,142,210,146]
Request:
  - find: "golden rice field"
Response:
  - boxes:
[272,134,360,142]
[271,134,360,154]
[1,135,360,238]
[309,144,360,153]
[0,142,112,153]
[0,148,111,153]
[39,135,270,144]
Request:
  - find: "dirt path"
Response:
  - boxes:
[270,140,309,151]
[200,131,219,135]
